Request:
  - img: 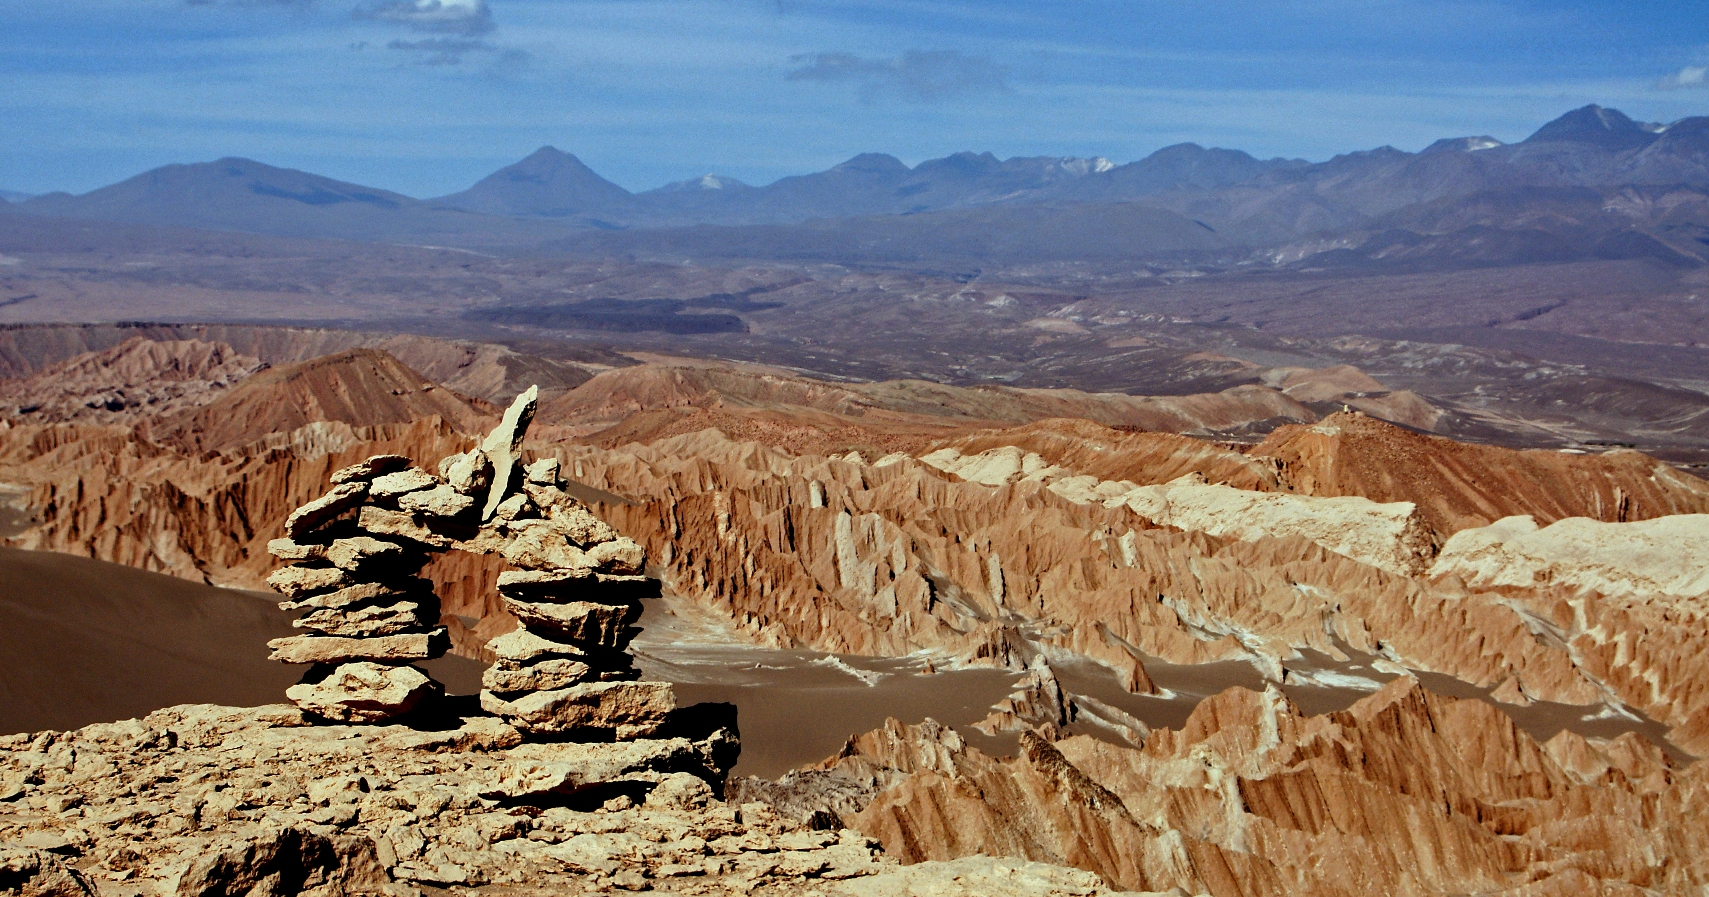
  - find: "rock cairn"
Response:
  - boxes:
[266,453,452,723]
[268,385,675,738]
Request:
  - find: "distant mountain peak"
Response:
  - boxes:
[833,153,909,175]
[1524,105,1660,149]
[1422,136,1504,154]
[433,146,632,217]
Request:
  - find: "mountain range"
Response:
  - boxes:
[7,105,1709,269]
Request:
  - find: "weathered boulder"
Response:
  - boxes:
[444,449,494,495]
[587,537,645,575]
[525,457,561,485]
[480,681,676,737]
[502,598,635,648]
[173,826,393,897]
[546,503,619,547]
[0,846,94,897]
[284,663,442,723]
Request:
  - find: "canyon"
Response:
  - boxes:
[3,326,1709,894]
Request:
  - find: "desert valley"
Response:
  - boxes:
[3,99,1709,896]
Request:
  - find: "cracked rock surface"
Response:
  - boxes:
[0,704,1150,897]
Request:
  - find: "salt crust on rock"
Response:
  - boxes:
[1430,513,1709,600]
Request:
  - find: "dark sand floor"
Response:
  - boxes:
[0,547,481,735]
[0,546,1689,779]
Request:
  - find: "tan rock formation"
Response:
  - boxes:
[537,360,1318,442]
[157,348,493,453]
[763,679,1709,896]
[1254,411,1709,536]
[0,704,1139,897]
[0,336,263,426]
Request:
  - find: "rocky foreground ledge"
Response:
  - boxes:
[0,703,1150,897]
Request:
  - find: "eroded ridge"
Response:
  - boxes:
[265,385,669,736]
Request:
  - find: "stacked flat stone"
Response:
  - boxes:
[265,452,451,723]
[458,391,676,739]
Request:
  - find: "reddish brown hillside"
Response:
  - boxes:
[0,336,263,424]
[1254,411,1709,535]
[539,361,1319,447]
[158,348,493,452]
[929,418,1286,490]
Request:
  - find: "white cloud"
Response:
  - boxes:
[357,0,493,36]
[1658,65,1707,90]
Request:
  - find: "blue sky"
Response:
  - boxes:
[2,0,1707,197]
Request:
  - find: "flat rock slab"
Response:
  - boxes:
[483,657,593,693]
[482,737,718,799]
[481,681,676,737]
[285,482,368,539]
[279,580,422,612]
[330,454,413,485]
[397,484,476,518]
[267,564,351,599]
[293,601,430,638]
[503,598,636,648]
[268,630,447,664]
[285,662,442,723]
[369,467,439,499]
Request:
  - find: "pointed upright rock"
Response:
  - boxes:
[480,384,538,521]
